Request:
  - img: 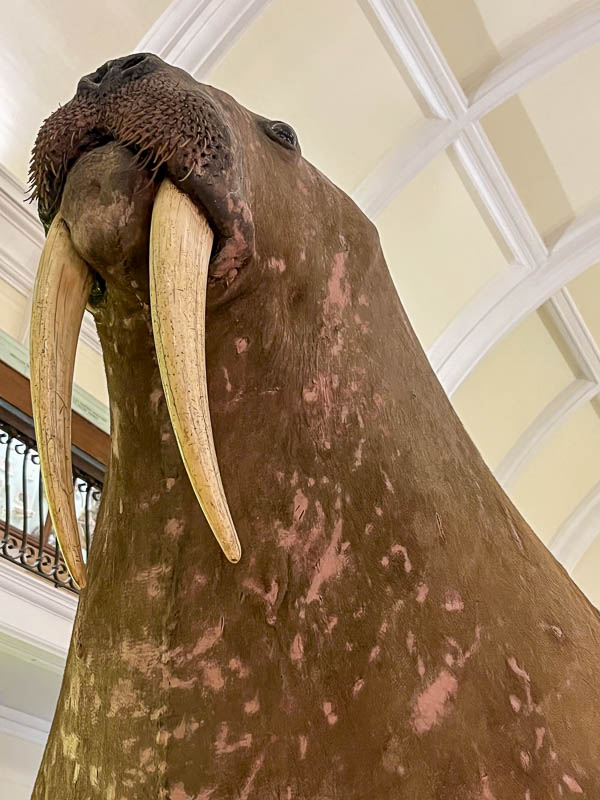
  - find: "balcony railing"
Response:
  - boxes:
[0,410,103,593]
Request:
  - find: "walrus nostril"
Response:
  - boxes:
[77,53,154,94]
[118,53,148,74]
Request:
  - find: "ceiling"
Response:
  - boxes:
[1,0,599,617]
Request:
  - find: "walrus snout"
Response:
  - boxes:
[30,53,255,282]
[77,52,160,95]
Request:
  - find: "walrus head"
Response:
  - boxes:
[29,52,381,587]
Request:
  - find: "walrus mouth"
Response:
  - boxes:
[28,54,252,586]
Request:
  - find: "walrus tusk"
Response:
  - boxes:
[30,215,92,588]
[149,179,242,563]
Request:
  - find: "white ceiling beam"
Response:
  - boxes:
[136,0,273,78]
[429,209,600,395]
[470,1,600,120]
[453,124,547,269]
[0,704,50,746]
[363,0,466,118]
[545,288,600,383]
[495,379,599,489]
[360,0,600,229]
[550,481,600,573]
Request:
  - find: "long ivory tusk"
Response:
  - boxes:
[30,215,92,588]
[149,179,242,563]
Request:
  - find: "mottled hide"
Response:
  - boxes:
[31,54,600,799]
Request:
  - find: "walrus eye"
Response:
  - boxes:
[268,121,299,151]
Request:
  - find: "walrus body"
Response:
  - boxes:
[31,55,600,798]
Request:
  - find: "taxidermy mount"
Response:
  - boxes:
[28,53,600,798]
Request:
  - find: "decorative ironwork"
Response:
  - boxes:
[0,416,103,593]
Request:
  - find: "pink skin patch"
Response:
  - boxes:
[149,387,163,412]
[353,678,365,696]
[240,754,265,800]
[293,489,309,524]
[507,657,534,711]
[358,293,369,306]
[235,337,249,354]
[222,366,232,393]
[481,775,496,799]
[268,256,286,273]
[214,722,252,755]
[382,470,395,493]
[391,544,412,573]
[406,631,416,654]
[443,590,464,612]
[202,663,225,692]
[509,694,521,713]
[562,775,583,793]
[411,669,459,734]
[322,701,338,725]
[535,727,545,751]
[520,751,531,771]
[228,657,249,678]
[244,694,260,715]
[299,735,308,759]
[243,577,279,624]
[416,583,429,603]
[290,634,304,662]
[164,518,184,539]
[324,252,351,314]
[369,645,381,663]
[191,625,222,659]
[563,775,583,794]
[306,518,347,603]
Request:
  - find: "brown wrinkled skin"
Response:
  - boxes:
[32,56,600,799]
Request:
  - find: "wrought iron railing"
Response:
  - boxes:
[0,406,104,593]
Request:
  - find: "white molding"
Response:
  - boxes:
[136,0,272,77]
[429,209,600,395]
[0,165,44,250]
[364,0,466,119]
[453,125,548,269]
[0,559,76,669]
[360,0,600,225]
[495,379,600,489]
[470,1,600,120]
[551,481,600,573]
[546,289,600,383]
[0,704,50,746]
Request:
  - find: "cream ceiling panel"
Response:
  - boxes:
[509,403,600,544]
[415,0,576,88]
[0,0,168,182]
[376,150,505,349]
[209,0,424,194]
[572,532,600,609]
[483,44,600,239]
[452,311,576,470]
[569,261,600,344]
[74,341,109,406]
[0,278,28,341]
